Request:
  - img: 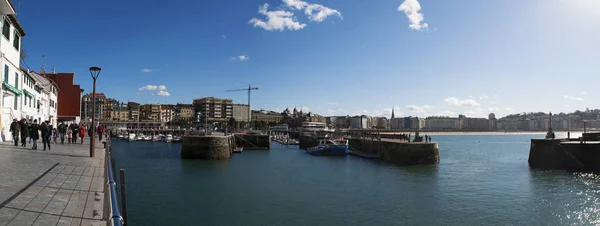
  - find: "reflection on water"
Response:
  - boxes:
[112,134,600,225]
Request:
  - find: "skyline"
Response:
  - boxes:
[14,0,600,118]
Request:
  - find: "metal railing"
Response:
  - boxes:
[103,138,128,226]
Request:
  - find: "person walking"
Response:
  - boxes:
[29,120,40,150]
[79,124,87,145]
[9,118,20,146]
[97,124,104,141]
[71,123,79,144]
[52,127,58,144]
[41,121,51,151]
[66,129,73,144]
[58,122,67,144]
[19,119,29,147]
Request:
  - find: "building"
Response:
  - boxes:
[45,72,83,123]
[141,104,161,122]
[488,113,497,131]
[0,6,25,139]
[232,104,250,129]
[110,102,129,121]
[425,116,460,130]
[160,105,174,123]
[104,98,119,121]
[193,97,233,123]
[20,69,36,123]
[128,102,140,121]
[334,116,350,129]
[463,117,490,131]
[350,115,369,129]
[372,117,389,129]
[81,93,106,122]
[252,110,283,124]
[174,103,193,121]
[29,71,59,126]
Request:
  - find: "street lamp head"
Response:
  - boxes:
[89,66,101,79]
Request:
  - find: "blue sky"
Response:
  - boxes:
[16,0,600,118]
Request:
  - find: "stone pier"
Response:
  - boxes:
[348,138,439,165]
[234,134,270,150]
[181,135,236,159]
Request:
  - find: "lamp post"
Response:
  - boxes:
[89,67,101,157]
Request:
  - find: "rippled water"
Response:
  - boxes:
[111,134,600,225]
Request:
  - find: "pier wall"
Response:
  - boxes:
[181,135,235,159]
[298,135,323,150]
[235,134,270,150]
[529,139,600,172]
[348,138,439,165]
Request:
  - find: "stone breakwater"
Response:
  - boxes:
[181,135,236,159]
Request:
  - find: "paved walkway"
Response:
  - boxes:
[0,138,106,226]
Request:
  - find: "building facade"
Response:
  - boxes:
[160,105,174,123]
[81,93,106,122]
[193,97,233,123]
[0,7,24,140]
[425,117,460,130]
[141,104,161,122]
[174,103,193,121]
[45,72,82,123]
[350,115,369,129]
[128,102,140,121]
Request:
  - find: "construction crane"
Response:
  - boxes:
[226,84,259,130]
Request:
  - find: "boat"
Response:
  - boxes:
[144,135,152,141]
[233,147,243,153]
[165,134,173,143]
[172,136,182,143]
[152,135,160,142]
[136,134,145,141]
[128,133,137,141]
[306,138,349,156]
[117,134,125,140]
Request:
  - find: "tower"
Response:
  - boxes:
[391,108,395,119]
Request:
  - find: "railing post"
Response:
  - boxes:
[119,169,128,226]
[103,148,110,222]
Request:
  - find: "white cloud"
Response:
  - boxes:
[283,0,342,22]
[398,0,429,31]
[407,104,428,113]
[158,85,167,91]
[327,102,338,105]
[157,91,170,96]
[564,95,583,101]
[139,85,158,91]
[304,3,342,22]
[230,54,250,61]
[435,110,455,117]
[444,97,480,107]
[468,95,475,99]
[301,107,310,112]
[249,3,307,31]
[141,68,153,73]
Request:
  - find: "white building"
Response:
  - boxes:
[30,71,58,126]
[350,115,369,129]
[0,3,25,141]
[20,69,38,123]
[160,105,174,123]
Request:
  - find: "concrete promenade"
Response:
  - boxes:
[0,137,106,226]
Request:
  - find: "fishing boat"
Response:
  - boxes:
[233,147,243,153]
[152,135,160,142]
[165,134,173,143]
[306,138,349,156]
[128,133,136,141]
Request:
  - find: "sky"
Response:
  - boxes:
[14,0,600,118]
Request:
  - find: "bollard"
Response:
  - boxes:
[119,169,129,226]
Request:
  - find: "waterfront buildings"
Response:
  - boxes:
[0,4,24,138]
[175,103,193,121]
[80,93,106,122]
[160,105,174,123]
[128,102,140,121]
[141,104,161,122]
[30,71,58,126]
[193,97,233,123]
[110,102,129,121]
[232,104,250,129]
[45,72,82,123]
[351,115,369,129]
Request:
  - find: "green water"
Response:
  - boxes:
[112,134,600,225]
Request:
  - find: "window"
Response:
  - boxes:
[3,65,8,83]
[13,96,17,110]
[14,72,18,89]
[2,18,9,40]
[13,31,19,50]
[24,95,26,106]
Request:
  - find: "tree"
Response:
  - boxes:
[228,117,237,130]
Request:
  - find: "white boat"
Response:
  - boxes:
[165,134,173,143]
[117,134,125,140]
[144,135,152,141]
[136,134,145,140]
[128,133,136,141]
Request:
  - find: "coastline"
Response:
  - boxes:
[398,131,590,136]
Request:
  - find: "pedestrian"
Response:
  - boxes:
[66,129,73,144]
[79,124,87,145]
[28,120,32,144]
[9,118,19,146]
[53,127,58,144]
[58,122,67,144]
[71,123,79,144]
[29,120,40,150]
[19,119,29,147]
[97,124,104,141]
[41,121,51,151]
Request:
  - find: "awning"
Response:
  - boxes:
[2,82,21,95]
[23,90,35,98]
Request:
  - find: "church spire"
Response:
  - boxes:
[391,108,395,119]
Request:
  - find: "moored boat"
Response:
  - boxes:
[165,134,173,143]
[128,133,136,141]
[233,147,243,153]
[306,138,349,156]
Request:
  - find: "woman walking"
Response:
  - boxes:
[52,127,58,144]
[41,121,51,151]
[79,124,87,144]
[66,129,72,144]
